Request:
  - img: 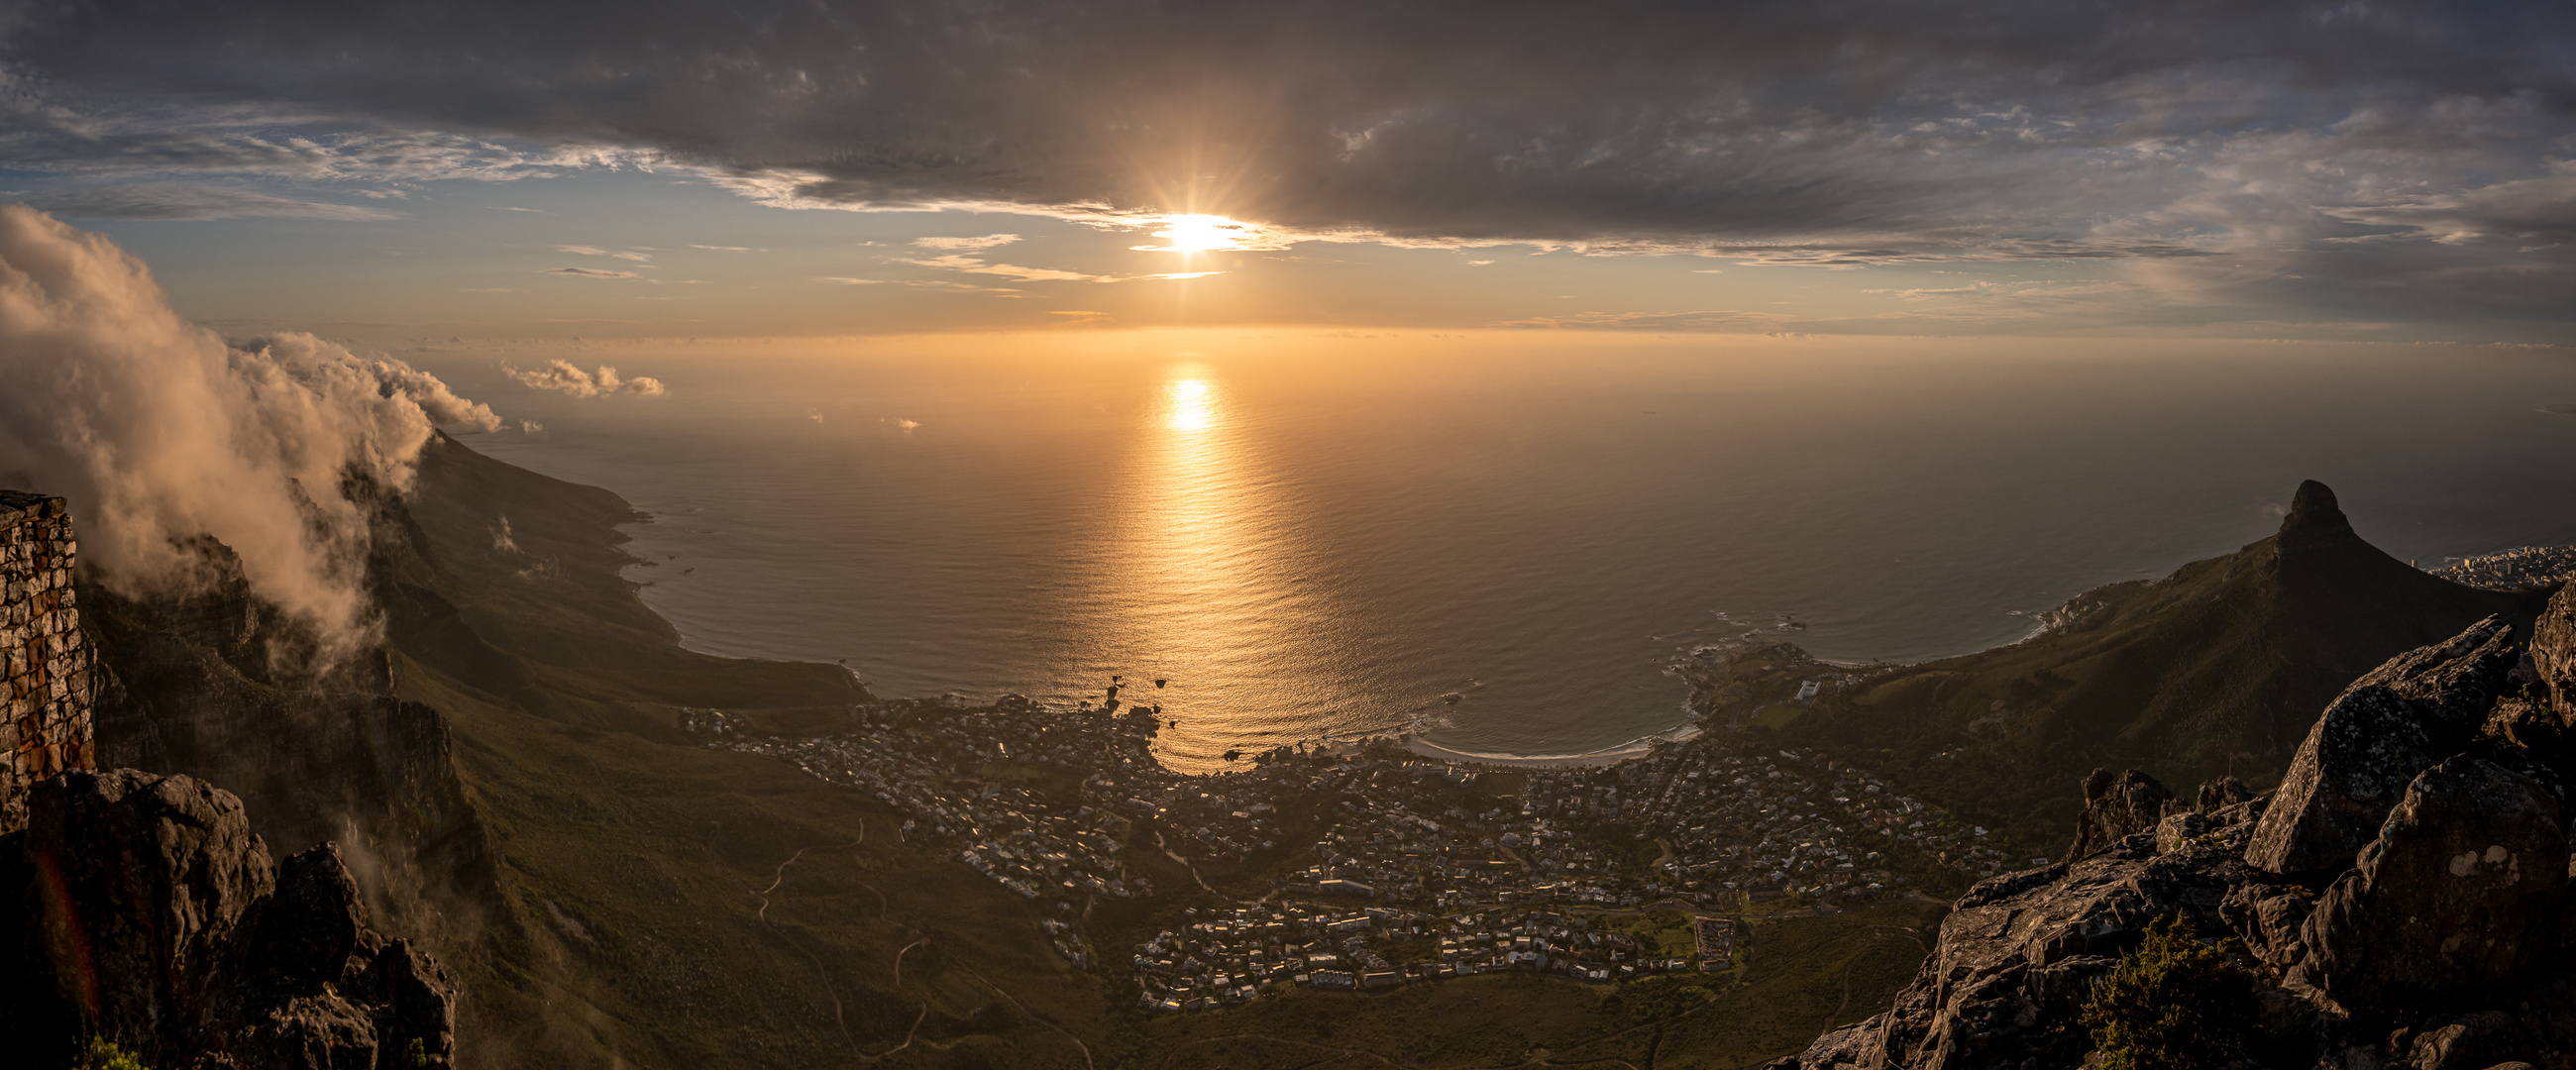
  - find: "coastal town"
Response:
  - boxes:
[686,647,2009,1011]
[2431,542,2576,591]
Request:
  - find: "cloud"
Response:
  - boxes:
[912,234,1020,251]
[9,182,400,221]
[3,1,2574,325]
[815,276,884,284]
[0,206,498,660]
[689,244,754,252]
[503,359,667,397]
[541,266,639,278]
[557,245,653,262]
[896,253,1220,284]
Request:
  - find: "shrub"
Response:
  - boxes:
[2080,914,2257,1070]
[76,1038,149,1070]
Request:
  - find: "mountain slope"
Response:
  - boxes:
[1773,481,2550,848]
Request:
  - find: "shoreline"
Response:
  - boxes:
[1400,723,1703,770]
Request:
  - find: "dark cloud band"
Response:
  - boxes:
[3,0,2572,319]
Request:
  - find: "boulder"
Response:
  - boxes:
[1766,817,2267,1070]
[2195,776,2252,813]
[250,842,368,985]
[2482,698,2571,761]
[6,770,454,1069]
[2401,1011,2531,1070]
[2340,615,2522,732]
[2216,881,2313,970]
[2243,687,2437,875]
[2532,581,2576,714]
[2067,768,2173,861]
[2292,757,2567,1010]
[20,767,276,1053]
[2154,810,2209,854]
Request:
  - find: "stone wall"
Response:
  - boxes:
[0,489,93,833]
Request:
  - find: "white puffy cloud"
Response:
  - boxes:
[502,359,667,397]
[0,206,500,658]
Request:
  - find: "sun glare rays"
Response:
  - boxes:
[1132,213,1277,257]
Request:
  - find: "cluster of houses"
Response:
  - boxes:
[1133,904,1706,1011]
[690,683,2018,1007]
[2431,543,2576,591]
[688,697,1175,968]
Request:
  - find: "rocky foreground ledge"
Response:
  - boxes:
[0,769,456,1070]
[1769,584,2576,1070]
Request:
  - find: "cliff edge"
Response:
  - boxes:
[0,769,456,1069]
[1766,580,2576,1070]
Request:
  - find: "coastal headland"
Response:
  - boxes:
[88,429,2563,1070]
[387,431,1971,1067]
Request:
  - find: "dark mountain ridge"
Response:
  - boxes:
[1769,582,2576,1069]
[1771,480,2550,847]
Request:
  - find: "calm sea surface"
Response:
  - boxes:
[417,336,2576,772]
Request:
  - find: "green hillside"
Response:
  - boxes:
[386,432,1942,1068]
[1770,482,2550,850]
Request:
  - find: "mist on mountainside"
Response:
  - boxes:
[0,206,502,663]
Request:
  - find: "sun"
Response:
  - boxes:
[1140,214,1252,254]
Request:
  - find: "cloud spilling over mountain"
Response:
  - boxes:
[0,205,500,655]
[504,360,667,397]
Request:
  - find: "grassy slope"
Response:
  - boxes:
[1780,512,2548,850]
[393,432,1946,1068]
[398,433,1104,1068]
[1118,901,1946,1070]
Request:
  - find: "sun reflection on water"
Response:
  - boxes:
[1089,368,1344,771]
[1167,378,1214,431]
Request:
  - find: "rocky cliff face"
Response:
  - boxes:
[1770,586,2576,1070]
[0,768,455,1069]
[81,486,499,948]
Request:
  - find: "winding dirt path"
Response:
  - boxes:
[745,821,868,1059]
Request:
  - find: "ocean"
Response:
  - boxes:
[415,333,2576,773]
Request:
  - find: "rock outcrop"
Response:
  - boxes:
[0,768,454,1069]
[2067,768,2174,861]
[2342,614,2522,729]
[2241,686,2437,874]
[2292,756,2566,1010]
[2535,579,2576,713]
[1769,592,2576,1070]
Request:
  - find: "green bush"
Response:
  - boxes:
[76,1038,149,1070]
[2080,914,2257,1070]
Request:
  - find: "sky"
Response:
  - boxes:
[1,0,2572,345]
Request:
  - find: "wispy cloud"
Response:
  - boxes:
[912,234,1020,251]
[8,182,400,221]
[557,245,653,262]
[897,253,1219,284]
[541,266,639,278]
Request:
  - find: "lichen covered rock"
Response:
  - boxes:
[2342,614,2522,730]
[2292,757,2567,1010]
[2531,581,2576,714]
[2243,686,2436,875]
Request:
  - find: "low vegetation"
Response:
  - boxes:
[2080,915,2257,1070]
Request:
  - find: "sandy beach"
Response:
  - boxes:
[1401,724,1701,769]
